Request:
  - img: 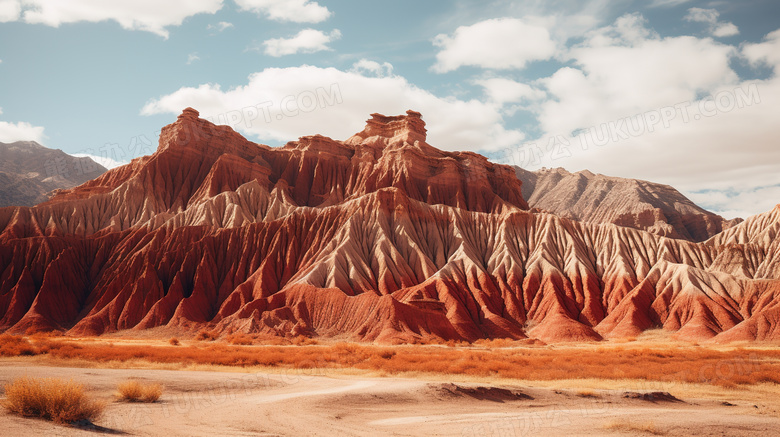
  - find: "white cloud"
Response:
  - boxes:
[474,77,545,106]
[684,7,718,24]
[688,186,780,220]
[743,29,780,72]
[684,7,739,38]
[0,120,45,143]
[0,107,2,114]
[72,153,127,170]
[140,64,523,152]
[0,0,20,22]
[432,18,557,73]
[536,13,738,137]
[648,0,693,7]
[350,59,393,77]
[18,0,223,38]
[262,28,340,57]
[207,21,233,32]
[712,22,739,38]
[494,16,780,218]
[235,0,330,23]
[187,53,201,64]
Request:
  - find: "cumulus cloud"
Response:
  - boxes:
[235,0,330,23]
[743,29,780,72]
[15,0,223,38]
[0,120,45,143]
[140,64,523,152]
[688,185,780,220]
[648,0,693,7]
[72,153,127,169]
[492,16,779,218]
[207,21,233,32]
[350,59,393,77]
[187,53,201,64]
[432,18,557,72]
[0,0,20,22]
[475,77,545,106]
[262,29,340,57]
[536,13,738,137]
[684,7,739,38]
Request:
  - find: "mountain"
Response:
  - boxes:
[514,167,742,242]
[0,109,778,343]
[0,141,107,207]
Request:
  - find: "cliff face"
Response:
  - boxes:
[0,109,778,343]
[515,167,742,242]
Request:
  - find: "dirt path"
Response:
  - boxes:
[0,363,778,436]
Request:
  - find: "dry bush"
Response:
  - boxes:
[195,330,217,341]
[292,335,318,346]
[225,333,253,345]
[2,377,103,423]
[169,338,180,346]
[116,380,162,403]
[576,389,601,398]
[0,334,39,356]
[602,419,663,435]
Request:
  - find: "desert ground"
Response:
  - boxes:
[1,336,780,437]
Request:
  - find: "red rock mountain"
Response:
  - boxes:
[0,109,778,343]
[514,167,741,242]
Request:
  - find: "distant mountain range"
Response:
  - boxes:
[0,141,107,207]
[514,167,742,242]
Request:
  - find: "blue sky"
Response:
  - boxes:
[1,0,779,218]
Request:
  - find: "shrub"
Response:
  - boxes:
[116,380,162,403]
[195,330,217,341]
[225,333,253,345]
[2,377,103,423]
[291,335,318,346]
[0,334,38,357]
[169,338,180,346]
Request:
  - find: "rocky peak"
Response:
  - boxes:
[345,110,427,147]
[157,107,266,160]
[178,107,200,121]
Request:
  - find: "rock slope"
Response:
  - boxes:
[0,109,777,343]
[515,167,741,242]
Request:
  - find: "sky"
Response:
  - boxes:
[1,0,779,219]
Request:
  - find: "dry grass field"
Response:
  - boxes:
[1,333,778,388]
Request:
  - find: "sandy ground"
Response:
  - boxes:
[1,362,779,436]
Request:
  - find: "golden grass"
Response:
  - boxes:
[2,377,103,423]
[1,334,779,388]
[115,380,162,402]
[602,419,664,435]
